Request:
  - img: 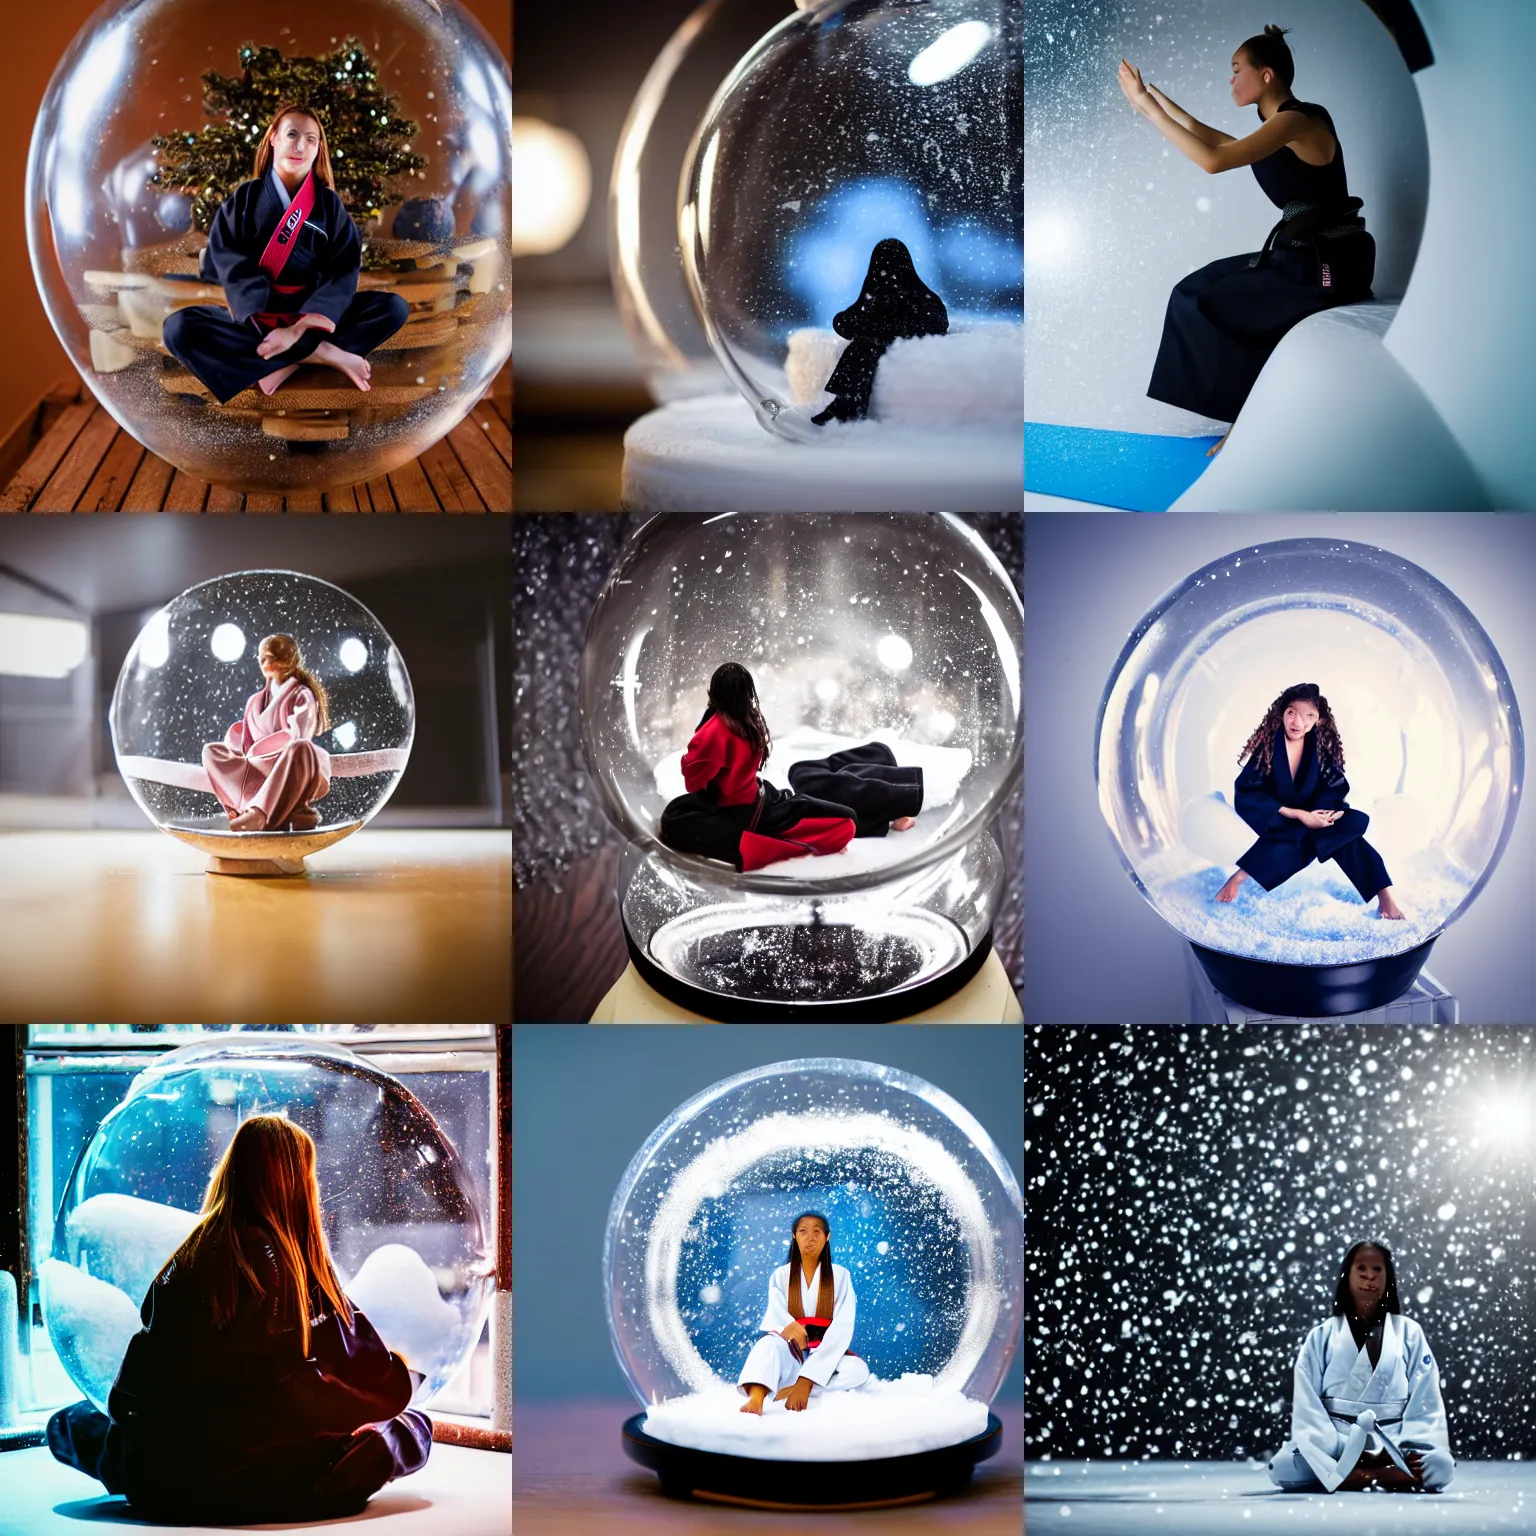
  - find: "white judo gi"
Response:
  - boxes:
[1268,1312,1454,1492]
[737,1261,871,1398]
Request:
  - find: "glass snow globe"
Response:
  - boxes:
[611,0,799,404]
[1096,538,1524,1015]
[40,1039,492,1412]
[26,0,511,495]
[679,0,1022,443]
[607,1057,1022,1505]
[111,569,414,874]
[580,513,1022,1018]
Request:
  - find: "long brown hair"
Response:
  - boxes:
[1239,682,1345,776]
[252,103,337,190]
[704,661,771,766]
[784,1211,834,1321]
[159,1114,353,1354]
[259,634,332,732]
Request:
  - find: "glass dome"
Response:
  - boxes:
[40,1039,492,1412]
[611,0,798,404]
[680,0,1022,442]
[604,1056,1022,1452]
[1095,539,1524,969]
[111,569,414,835]
[26,0,511,494]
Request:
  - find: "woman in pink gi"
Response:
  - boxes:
[202,634,331,833]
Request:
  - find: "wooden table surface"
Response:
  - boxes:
[513,1399,1023,1536]
[0,365,510,513]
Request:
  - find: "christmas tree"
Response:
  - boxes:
[152,39,430,268]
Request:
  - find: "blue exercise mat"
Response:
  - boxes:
[1024,422,1224,512]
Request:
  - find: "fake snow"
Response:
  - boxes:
[1154,792,1473,965]
[654,725,973,879]
[642,1375,990,1461]
[785,322,1023,430]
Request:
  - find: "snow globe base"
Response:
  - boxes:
[621,396,1023,513]
[602,935,1019,1024]
[1188,934,1440,1019]
[164,820,365,876]
[620,1411,1002,1509]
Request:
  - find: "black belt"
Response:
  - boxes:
[1249,198,1366,283]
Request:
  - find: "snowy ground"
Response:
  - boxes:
[1025,1461,1536,1534]
[654,726,974,880]
[642,1377,989,1461]
[1153,848,1471,967]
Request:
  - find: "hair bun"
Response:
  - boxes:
[1265,23,1290,39]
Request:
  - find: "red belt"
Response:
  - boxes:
[253,284,308,332]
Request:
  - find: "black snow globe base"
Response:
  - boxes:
[621,1412,1003,1510]
[1190,934,1440,1019]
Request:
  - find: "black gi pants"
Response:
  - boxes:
[785,743,924,837]
[1237,808,1391,901]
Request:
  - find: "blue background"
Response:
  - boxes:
[511,1024,1023,1402]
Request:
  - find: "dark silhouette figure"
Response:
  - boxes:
[812,239,949,425]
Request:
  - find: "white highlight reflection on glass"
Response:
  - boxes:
[908,22,993,87]
[333,720,358,751]
[339,637,368,673]
[136,609,170,670]
[209,623,246,663]
[877,634,914,671]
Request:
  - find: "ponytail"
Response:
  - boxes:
[1240,23,1296,88]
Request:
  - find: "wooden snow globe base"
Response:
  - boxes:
[162,820,365,877]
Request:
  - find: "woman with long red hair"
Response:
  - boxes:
[46,1114,431,1523]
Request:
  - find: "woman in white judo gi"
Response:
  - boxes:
[1269,1240,1454,1493]
[738,1212,871,1415]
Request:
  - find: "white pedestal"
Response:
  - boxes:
[622,394,1022,512]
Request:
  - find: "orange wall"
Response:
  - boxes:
[0,0,510,448]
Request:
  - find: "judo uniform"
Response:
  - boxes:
[658,710,858,872]
[738,1260,871,1399]
[1268,1312,1454,1493]
[201,675,331,829]
[46,1228,431,1523]
[163,167,409,404]
[785,742,924,837]
[1148,99,1376,423]
[1233,727,1390,900]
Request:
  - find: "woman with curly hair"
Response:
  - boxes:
[1215,682,1404,918]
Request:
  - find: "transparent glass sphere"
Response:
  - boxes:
[26,0,511,494]
[681,0,1022,441]
[619,829,1002,1011]
[604,1056,1022,1425]
[580,512,1023,897]
[611,0,797,404]
[110,569,415,833]
[1096,538,1524,965]
[41,1040,493,1412]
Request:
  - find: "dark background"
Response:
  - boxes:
[1025,1024,1536,1462]
[512,1022,1023,1402]
[511,513,1023,1022]
[0,518,511,825]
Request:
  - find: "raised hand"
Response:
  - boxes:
[1117,59,1155,116]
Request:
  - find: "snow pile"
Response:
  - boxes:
[66,1192,200,1307]
[642,1375,989,1460]
[40,1258,144,1407]
[344,1242,472,1373]
[785,323,1023,428]
[1153,846,1472,966]
[654,725,973,879]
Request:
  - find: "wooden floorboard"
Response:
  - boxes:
[514,842,627,1023]
[0,364,511,512]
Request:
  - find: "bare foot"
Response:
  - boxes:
[1206,432,1230,459]
[1377,887,1406,920]
[892,816,916,831]
[229,807,268,832]
[1216,869,1249,903]
[739,1385,768,1415]
[258,363,300,397]
[313,340,373,391]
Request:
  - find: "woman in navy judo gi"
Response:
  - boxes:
[1216,683,1405,920]
[46,1114,431,1524]
[163,103,410,405]
[1118,26,1376,448]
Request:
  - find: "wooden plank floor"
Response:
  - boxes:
[0,365,510,513]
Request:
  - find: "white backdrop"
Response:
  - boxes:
[1024,0,1430,434]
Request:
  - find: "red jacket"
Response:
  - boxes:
[681,712,762,806]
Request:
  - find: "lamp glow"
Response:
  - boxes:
[0,613,89,678]
[512,117,591,257]
[209,623,246,663]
